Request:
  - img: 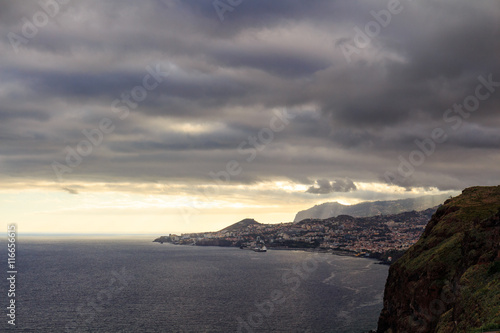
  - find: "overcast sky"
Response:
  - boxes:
[1,0,499,234]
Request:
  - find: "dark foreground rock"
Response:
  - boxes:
[377,186,500,332]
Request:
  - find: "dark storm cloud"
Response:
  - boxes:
[0,108,51,122]
[176,0,354,31]
[322,1,500,127]
[211,48,331,78]
[0,0,499,191]
[4,68,145,100]
[307,178,357,194]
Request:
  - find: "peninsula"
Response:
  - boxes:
[154,208,437,262]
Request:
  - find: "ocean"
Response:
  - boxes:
[2,237,388,332]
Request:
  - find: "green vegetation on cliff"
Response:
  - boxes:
[377,186,500,333]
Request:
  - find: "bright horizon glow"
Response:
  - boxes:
[0,180,458,234]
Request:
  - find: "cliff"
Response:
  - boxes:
[377,186,500,333]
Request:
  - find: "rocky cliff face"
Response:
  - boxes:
[377,186,500,333]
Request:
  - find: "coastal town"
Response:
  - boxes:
[154,208,436,262]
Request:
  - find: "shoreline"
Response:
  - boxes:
[154,240,393,264]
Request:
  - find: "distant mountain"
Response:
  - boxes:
[294,194,451,222]
[219,218,262,233]
[377,186,500,332]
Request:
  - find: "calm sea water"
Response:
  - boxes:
[2,237,388,332]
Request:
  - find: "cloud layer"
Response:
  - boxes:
[307,179,357,194]
[1,0,499,196]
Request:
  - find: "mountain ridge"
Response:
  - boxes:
[294,194,452,222]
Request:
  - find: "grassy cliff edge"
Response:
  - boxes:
[377,186,500,333]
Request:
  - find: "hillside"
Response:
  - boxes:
[377,186,500,332]
[294,194,451,222]
[218,218,262,233]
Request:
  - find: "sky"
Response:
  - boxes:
[0,0,499,234]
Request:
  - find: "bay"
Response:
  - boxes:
[4,237,388,332]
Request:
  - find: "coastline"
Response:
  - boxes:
[153,239,393,264]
